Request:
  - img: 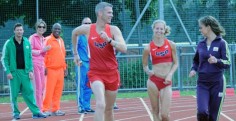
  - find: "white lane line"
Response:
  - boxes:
[220,112,234,121]
[192,95,196,98]
[115,114,149,121]
[61,113,85,121]
[139,98,153,121]
[79,113,85,121]
[173,115,196,121]
[20,107,28,116]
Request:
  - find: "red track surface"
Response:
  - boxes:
[1,96,236,121]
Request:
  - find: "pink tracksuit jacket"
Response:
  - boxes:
[29,33,47,111]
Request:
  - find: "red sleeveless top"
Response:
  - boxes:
[88,24,118,71]
[150,39,173,64]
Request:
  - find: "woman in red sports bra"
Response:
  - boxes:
[142,20,178,121]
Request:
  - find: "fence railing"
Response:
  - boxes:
[1,44,236,96]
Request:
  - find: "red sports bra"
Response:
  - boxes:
[150,39,173,64]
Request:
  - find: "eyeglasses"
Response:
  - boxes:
[83,23,91,24]
[38,26,46,29]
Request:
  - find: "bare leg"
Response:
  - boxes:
[147,80,161,121]
[104,90,117,121]
[91,81,105,121]
[160,86,172,121]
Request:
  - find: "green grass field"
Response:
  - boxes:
[0,90,196,103]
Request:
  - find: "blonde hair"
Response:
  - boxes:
[151,19,171,36]
[35,19,47,31]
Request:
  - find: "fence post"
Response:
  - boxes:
[177,46,182,91]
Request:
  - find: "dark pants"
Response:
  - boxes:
[197,76,226,121]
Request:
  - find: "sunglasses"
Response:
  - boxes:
[83,23,91,24]
[38,26,46,29]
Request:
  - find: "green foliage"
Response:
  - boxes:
[0,0,123,34]
[125,0,158,25]
[119,58,147,89]
[64,59,77,91]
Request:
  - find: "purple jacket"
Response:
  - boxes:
[191,36,231,81]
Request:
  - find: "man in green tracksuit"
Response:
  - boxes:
[1,23,47,120]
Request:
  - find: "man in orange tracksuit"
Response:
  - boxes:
[43,23,67,116]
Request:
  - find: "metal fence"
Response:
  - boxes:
[1,44,236,96]
[1,0,236,50]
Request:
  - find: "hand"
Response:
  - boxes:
[100,31,110,42]
[7,73,13,80]
[43,45,51,52]
[208,54,217,64]
[164,73,172,84]
[29,72,34,80]
[189,70,196,77]
[45,68,47,75]
[147,70,154,77]
[74,55,81,66]
[64,69,68,77]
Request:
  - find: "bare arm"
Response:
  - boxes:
[163,41,178,83]
[72,25,89,55]
[109,26,127,53]
[168,41,178,76]
[142,45,153,76]
[71,25,89,65]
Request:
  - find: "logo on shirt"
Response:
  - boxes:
[152,48,157,51]
[155,50,169,56]
[94,42,107,48]
[165,45,169,48]
[213,47,219,52]
[26,46,29,49]
[91,37,97,40]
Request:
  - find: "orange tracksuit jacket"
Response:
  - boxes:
[43,34,66,112]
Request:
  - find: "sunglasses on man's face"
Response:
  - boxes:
[38,26,46,29]
[83,23,91,24]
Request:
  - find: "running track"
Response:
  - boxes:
[1,95,236,121]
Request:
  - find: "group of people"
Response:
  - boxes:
[1,20,68,120]
[1,1,230,121]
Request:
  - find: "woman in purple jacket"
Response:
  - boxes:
[29,19,51,111]
[189,16,231,121]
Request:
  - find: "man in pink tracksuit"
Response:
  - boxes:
[29,19,51,111]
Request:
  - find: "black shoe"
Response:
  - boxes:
[78,110,87,114]
[113,106,119,110]
[13,114,20,120]
[32,112,47,119]
[85,109,95,113]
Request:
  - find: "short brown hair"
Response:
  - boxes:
[13,23,23,30]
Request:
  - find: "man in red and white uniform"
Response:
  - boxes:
[72,2,127,121]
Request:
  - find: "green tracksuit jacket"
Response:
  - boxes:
[1,36,33,74]
[1,36,40,116]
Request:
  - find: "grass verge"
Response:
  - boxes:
[0,90,196,103]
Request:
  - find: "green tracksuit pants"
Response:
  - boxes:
[9,69,40,116]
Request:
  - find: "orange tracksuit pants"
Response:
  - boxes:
[43,68,64,112]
